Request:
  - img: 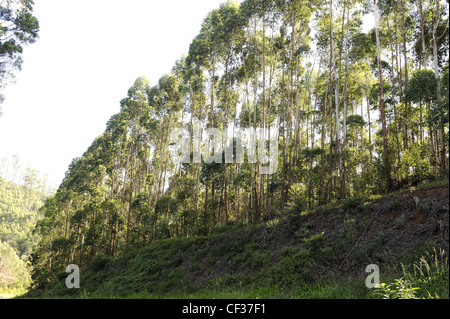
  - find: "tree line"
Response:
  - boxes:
[31,0,449,288]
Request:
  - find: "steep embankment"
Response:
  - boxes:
[27,182,449,298]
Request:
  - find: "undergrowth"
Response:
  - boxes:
[373,249,449,299]
[21,182,449,299]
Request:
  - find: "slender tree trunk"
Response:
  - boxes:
[281,3,287,209]
[432,0,446,171]
[253,16,259,221]
[224,59,229,223]
[374,0,393,190]
[401,0,409,150]
[389,23,402,171]
[288,13,296,190]
[394,4,408,154]
[261,7,266,219]
[330,0,341,195]
[319,60,328,205]
[418,0,428,68]
[341,1,350,198]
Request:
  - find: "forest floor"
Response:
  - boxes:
[25,180,449,299]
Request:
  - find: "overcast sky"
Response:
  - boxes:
[0,0,239,189]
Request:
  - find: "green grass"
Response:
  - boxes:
[65,280,374,299]
[415,178,449,191]
[373,249,449,299]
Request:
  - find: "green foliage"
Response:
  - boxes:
[87,253,113,273]
[374,249,449,299]
[338,197,364,210]
[0,0,39,110]
[0,168,47,295]
[231,242,270,270]
[398,143,432,183]
[286,183,307,215]
[346,114,366,128]
[439,64,449,127]
[303,232,326,256]
[259,247,314,287]
[406,69,438,104]
[0,241,31,295]
[374,278,421,299]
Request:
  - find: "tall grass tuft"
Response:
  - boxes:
[374,248,449,299]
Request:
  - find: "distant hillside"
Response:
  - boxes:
[26,181,448,299]
[0,174,47,295]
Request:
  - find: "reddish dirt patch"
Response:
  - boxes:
[383,211,401,220]
[412,211,426,224]
[383,212,393,219]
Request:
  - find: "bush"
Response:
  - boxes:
[339,197,364,210]
[259,247,314,287]
[286,183,307,215]
[303,232,326,256]
[374,249,449,299]
[398,143,432,184]
[87,253,112,272]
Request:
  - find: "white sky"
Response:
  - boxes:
[0,0,239,189]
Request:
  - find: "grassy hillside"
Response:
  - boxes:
[25,181,449,299]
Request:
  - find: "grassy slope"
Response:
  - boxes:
[26,181,449,299]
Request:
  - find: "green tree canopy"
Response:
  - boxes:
[0,0,39,110]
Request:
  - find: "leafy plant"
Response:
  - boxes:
[304,232,326,255]
[374,249,449,299]
[398,143,432,183]
[259,247,314,287]
[374,278,420,299]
